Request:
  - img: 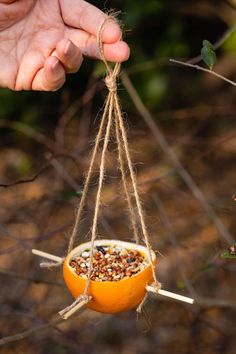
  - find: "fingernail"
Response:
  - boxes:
[64,41,72,56]
[52,60,60,71]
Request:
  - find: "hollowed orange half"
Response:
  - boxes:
[63,239,157,314]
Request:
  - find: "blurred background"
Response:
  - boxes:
[0,0,236,353]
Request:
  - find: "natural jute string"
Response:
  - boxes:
[114,113,140,244]
[31,17,195,317]
[59,16,161,318]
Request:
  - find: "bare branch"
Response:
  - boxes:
[0,268,63,286]
[0,120,57,152]
[195,296,236,309]
[121,70,234,244]
[0,151,83,189]
[149,292,236,309]
[188,24,236,64]
[0,316,63,346]
[0,294,235,347]
[169,58,236,87]
[0,164,50,188]
[152,193,197,297]
[46,153,82,194]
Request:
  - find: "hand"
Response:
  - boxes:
[0,0,130,91]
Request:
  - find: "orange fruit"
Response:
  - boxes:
[63,239,157,314]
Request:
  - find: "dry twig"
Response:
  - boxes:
[121,71,234,244]
[0,316,64,346]
[0,268,63,286]
[169,59,236,87]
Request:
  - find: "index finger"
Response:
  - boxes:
[60,0,122,43]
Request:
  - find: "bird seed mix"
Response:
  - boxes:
[69,245,149,282]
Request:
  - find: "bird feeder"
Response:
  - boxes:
[63,239,156,313]
[32,16,194,320]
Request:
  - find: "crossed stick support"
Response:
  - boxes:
[32,249,194,319]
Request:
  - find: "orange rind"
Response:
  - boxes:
[63,239,157,314]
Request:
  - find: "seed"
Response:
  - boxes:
[96,246,106,255]
[70,245,148,282]
[82,251,90,258]
[114,274,120,279]
[125,271,132,277]
[70,260,77,267]
[131,267,140,273]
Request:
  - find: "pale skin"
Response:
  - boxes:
[0,0,130,91]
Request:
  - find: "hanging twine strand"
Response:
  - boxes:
[115,115,140,244]
[59,15,160,317]
[84,92,114,295]
[73,14,158,297]
[83,16,160,295]
[67,23,120,253]
[113,93,160,289]
[67,92,112,254]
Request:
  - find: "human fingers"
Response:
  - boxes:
[102,41,130,62]
[67,29,130,62]
[60,0,122,44]
[31,56,65,91]
[54,38,83,73]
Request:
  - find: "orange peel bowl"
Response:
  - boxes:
[63,239,157,314]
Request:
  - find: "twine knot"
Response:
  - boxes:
[80,294,90,302]
[152,280,162,292]
[105,73,117,92]
[97,16,120,94]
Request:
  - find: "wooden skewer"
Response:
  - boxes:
[59,296,92,320]
[146,285,194,304]
[32,249,193,305]
[32,249,63,263]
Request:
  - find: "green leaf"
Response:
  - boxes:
[201,39,217,70]
[202,40,214,49]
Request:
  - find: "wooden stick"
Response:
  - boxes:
[32,249,63,263]
[59,296,92,320]
[146,285,194,304]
